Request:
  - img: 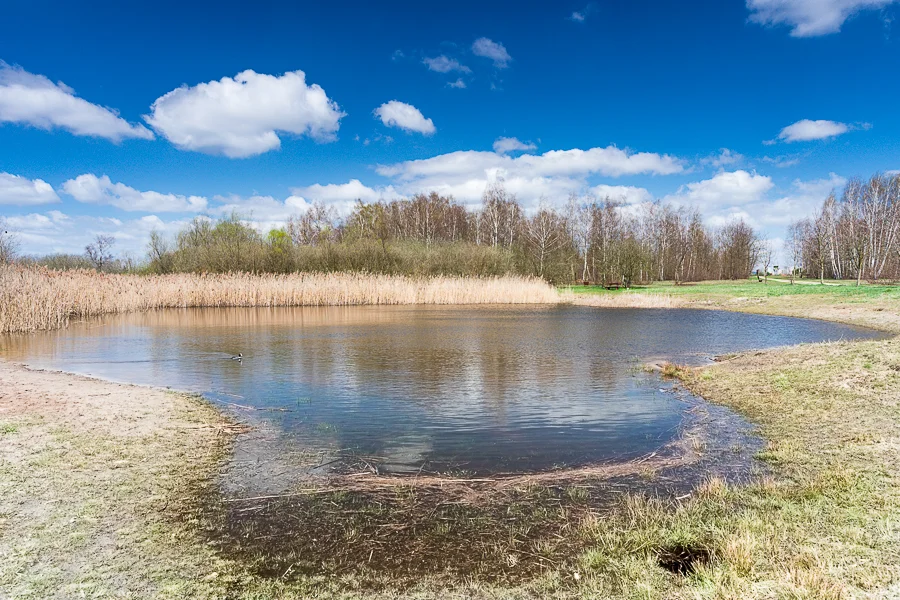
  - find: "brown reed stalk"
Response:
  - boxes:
[0,265,560,333]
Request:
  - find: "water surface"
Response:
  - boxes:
[1,305,881,475]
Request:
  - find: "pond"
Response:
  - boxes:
[0,305,882,478]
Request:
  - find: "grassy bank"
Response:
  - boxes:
[568,278,900,333]
[0,265,559,333]
[2,280,900,598]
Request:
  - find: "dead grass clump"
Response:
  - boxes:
[661,362,692,381]
[0,265,560,333]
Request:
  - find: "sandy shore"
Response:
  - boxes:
[0,360,232,599]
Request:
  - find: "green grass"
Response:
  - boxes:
[564,278,900,300]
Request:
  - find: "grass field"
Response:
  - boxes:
[2,279,899,599]
[566,278,900,333]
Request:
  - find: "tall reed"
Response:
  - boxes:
[0,265,561,333]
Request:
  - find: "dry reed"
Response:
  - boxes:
[0,265,560,333]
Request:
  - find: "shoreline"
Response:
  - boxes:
[3,294,900,598]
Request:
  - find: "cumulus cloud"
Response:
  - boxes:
[294,179,402,204]
[144,69,344,158]
[493,137,537,154]
[774,119,861,143]
[748,173,847,228]
[447,78,467,89]
[374,100,436,135]
[0,62,153,142]
[373,145,682,207]
[472,38,512,68]
[661,170,846,238]
[62,174,207,212]
[664,170,774,208]
[0,172,60,205]
[207,194,312,229]
[378,145,684,182]
[747,0,896,36]
[5,208,195,256]
[589,184,653,204]
[422,56,471,73]
[702,148,744,168]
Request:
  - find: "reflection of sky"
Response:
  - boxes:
[2,306,882,473]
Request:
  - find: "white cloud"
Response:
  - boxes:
[6,209,195,256]
[493,137,537,154]
[569,4,597,22]
[422,56,471,73]
[775,119,858,142]
[747,0,896,36]
[373,145,681,207]
[208,194,312,228]
[62,174,207,212]
[378,145,684,182]
[661,170,846,243]
[762,154,802,168]
[0,172,60,205]
[373,101,436,135]
[664,170,774,208]
[751,173,847,228]
[702,148,744,168]
[447,78,467,89]
[589,184,653,204]
[144,69,344,158]
[472,38,512,68]
[0,62,153,142]
[293,179,401,205]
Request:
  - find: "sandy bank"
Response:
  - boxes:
[0,360,233,599]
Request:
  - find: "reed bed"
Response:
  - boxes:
[0,265,560,333]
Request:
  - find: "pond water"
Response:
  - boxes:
[0,306,882,476]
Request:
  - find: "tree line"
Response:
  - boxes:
[144,180,761,284]
[788,173,900,285]
[6,172,898,285]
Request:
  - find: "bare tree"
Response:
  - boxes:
[786,220,807,284]
[287,201,338,246]
[0,220,19,264]
[481,180,521,248]
[759,240,774,283]
[840,178,870,286]
[862,174,900,280]
[85,235,115,271]
[565,194,595,282]
[717,220,760,280]
[524,199,564,278]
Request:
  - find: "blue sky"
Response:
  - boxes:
[1,0,899,257]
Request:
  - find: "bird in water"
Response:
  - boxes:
[231,353,243,361]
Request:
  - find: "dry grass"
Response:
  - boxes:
[567,291,679,308]
[0,265,559,333]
